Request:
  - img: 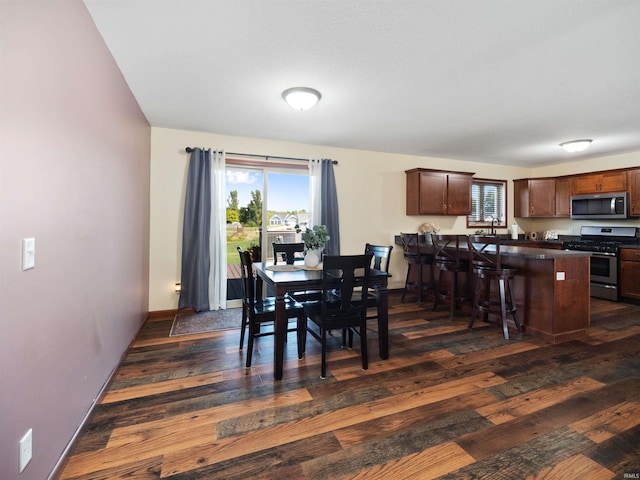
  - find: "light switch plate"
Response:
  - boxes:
[556,271,565,281]
[22,238,35,270]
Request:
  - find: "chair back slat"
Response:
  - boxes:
[467,235,502,270]
[365,243,393,273]
[237,247,256,307]
[321,254,373,322]
[432,234,471,268]
[400,232,419,256]
[272,242,305,265]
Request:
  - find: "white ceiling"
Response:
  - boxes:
[84,0,640,167]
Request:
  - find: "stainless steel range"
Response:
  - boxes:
[563,226,639,301]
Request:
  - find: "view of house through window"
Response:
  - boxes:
[225,166,309,302]
[468,178,507,230]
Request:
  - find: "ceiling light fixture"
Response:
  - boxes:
[560,139,593,153]
[282,87,321,111]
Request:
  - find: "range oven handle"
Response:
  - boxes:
[590,252,617,258]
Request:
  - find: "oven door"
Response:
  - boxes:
[590,252,617,284]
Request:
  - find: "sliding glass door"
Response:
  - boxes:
[225,165,309,305]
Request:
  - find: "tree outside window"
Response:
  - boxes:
[468,179,507,229]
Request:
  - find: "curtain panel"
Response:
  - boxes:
[179,148,227,311]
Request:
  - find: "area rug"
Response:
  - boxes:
[170,308,243,336]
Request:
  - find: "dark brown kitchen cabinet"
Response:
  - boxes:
[628,168,640,216]
[570,170,627,195]
[620,248,640,300]
[555,177,570,217]
[405,168,474,215]
[514,178,556,217]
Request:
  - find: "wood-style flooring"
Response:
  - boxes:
[55,294,640,479]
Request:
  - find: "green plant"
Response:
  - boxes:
[295,224,330,250]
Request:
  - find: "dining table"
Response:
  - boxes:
[253,261,390,380]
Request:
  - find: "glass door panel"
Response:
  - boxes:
[264,171,310,264]
[225,166,309,304]
[225,168,263,303]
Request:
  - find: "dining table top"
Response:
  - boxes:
[253,261,389,288]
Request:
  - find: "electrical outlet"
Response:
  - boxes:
[19,428,32,473]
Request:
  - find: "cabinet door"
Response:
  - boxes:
[571,173,600,195]
[571,171,627,194]
[620,250,640,300]
[600,171,627,193]
[529,179,556,216]
[629,168,640,216]
[446,173,472,215]
[513,179,529,217]
[419,171,447,214]
[555,178,570,217]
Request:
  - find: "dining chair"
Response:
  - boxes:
[466,236,522,339]
[302,253,373,379]
[400,232,435,304]
[272,242,305,265]
[237,247,306,367]
[272,241,323,303]
[363,243,393,319]
[431,234,472,321]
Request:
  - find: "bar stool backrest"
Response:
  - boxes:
[467,235,503,271]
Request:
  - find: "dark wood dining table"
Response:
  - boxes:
[253,261,390,380]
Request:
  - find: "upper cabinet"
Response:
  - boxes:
[629,168,640,216]
[570,170,627,195]
[514,177,570,218]
[555,177,571,217]
[406,168,474,215]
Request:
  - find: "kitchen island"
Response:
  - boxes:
[497,245,591,343]
[395,236,591,343]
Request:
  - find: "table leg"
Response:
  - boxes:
[274,286,287,380]
[377,284,389,359]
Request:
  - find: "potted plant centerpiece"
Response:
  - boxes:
[295,224,330,268]
[418,222,440,244]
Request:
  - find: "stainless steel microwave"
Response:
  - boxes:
[570,192,629,220]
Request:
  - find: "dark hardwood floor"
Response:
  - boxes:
[55,294,640,479]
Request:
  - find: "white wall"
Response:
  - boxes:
[150,127,534,310]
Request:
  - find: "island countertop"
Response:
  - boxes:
[481,244,591,260]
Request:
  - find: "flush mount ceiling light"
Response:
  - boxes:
[282,87,321,111]
[560,139,593,153]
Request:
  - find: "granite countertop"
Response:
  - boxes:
[498,245,590,259]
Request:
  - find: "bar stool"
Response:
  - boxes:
[467,235,522,339]
[432,234,472,320]
[400,233,435,305]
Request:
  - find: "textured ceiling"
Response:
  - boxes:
[84,0,640,167]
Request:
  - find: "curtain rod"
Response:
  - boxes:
[185,147,337,164]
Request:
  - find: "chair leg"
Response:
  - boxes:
[449,271,456,321]
[499,278,509,340]
[402,264,412,301]
[469,273,482,329]
[433,269,443,312]
[320,327,328,379]
[296,315,306,359]
[508,280,522,332]
[360,322,368,371]
[417,261,424,304]
[239,304,247,350]
[246,321,255,368]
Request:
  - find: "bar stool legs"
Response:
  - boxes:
[469,268,521,339]
[433,264,466,321]
[402,257,434,305]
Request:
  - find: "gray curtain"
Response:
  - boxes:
[320,159,340,255]
[179,148,211,311]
